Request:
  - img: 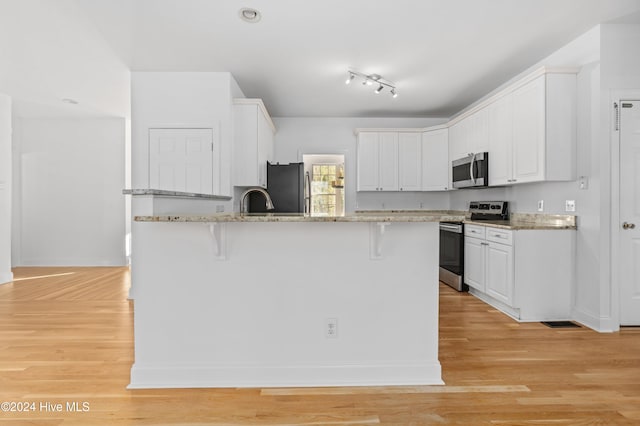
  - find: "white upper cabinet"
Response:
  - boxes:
[356,132,399,191]
[487,73,576,186]
[233,99,275,188]
[379,133,399,191]
[398,132,422,191]
[511,75,546,184]
[421,128,449,191]
[512,73,576,183]
[488,94,514,186]
[449,109,488,162]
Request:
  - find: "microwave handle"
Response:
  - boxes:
[470,153,476,184]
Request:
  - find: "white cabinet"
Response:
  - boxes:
[487,95,513,186]
[356,131,399,191]
[357,128,449,192]
[485,228,514,305]
[233,99,275,188]
[421,128,449,191]
[149,128,214,194]
[465,224,515,306]
[449,109,488,162]
[465,224,574,321]
[379,133,399,191]
[398,132,422,191]
[488,73,576,186]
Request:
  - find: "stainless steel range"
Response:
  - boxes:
[439,201,509,291]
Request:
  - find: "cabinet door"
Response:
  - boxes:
[421,129,449,191]
[356,132,380,191]
[398,132,422,191]
[486,241,514,305]
[512,75,545,184]
[488,95,513,186]
[468,108,489,154]
[379,132,399,191]
[464,236,485,291]
[149,128,214,194]
[449,120,467,161]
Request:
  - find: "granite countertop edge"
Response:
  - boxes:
[134,211,577,229]
[134,212,465,223]
[123,189,232,201]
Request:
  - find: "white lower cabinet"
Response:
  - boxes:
[464,224,574,322]
[464,225,513,305]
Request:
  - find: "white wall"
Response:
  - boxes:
[272,117,449,212]
[598,23,640,330]
[0,94,12,284]
[131,72,238,207]
[12,118,126,266]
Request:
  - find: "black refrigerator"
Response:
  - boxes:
[248,162,308,213]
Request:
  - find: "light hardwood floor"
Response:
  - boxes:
[1,267,639,425]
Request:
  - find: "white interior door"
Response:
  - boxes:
[620,100,640,325]
[149,128,213,194]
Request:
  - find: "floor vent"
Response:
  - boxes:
[541,321,581,328]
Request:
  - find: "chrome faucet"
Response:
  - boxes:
[239,188,275,213]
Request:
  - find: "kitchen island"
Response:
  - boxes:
[129,212,462,389]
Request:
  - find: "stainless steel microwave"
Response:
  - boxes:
[452,152,489,188]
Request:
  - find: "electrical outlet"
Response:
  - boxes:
[566,200,576,212]
[325,318,338,338]
[216,205,225,213]
[537,200,544,212]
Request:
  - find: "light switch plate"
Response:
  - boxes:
[537,200,544,212]
[579,176,589,190]
[566,200,576,212]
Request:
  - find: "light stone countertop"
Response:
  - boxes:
[134,211,466,223]
[134,211,577,229]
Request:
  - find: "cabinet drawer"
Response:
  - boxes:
[465,224,486,239]
[486,227,513,245]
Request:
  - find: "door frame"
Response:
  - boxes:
[611,89,640,330]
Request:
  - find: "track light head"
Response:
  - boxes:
[374,84,384,94]
[346,72,355,85]
[391,88,398,98]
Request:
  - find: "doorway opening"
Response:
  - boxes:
[302,154,345,217]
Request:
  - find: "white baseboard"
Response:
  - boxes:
[0,271,13,285]
[572,307,617,332]
[128,362,444,389]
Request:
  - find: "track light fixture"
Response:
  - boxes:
[345,70,397,98]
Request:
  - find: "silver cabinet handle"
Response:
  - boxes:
[623,222,636,230]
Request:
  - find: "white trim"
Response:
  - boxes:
[610,89,640,331]
[354,126,447,135]
[128,362,444,389]
[354,67,580,135]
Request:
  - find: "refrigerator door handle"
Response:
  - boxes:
[304,171,311,214]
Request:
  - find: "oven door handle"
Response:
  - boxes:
[440,223,463,233]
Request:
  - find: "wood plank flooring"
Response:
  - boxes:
[1,267,639,425]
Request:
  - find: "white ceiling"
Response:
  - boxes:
[75,0,640,118]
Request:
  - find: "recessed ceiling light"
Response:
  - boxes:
[239,8,261,23]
